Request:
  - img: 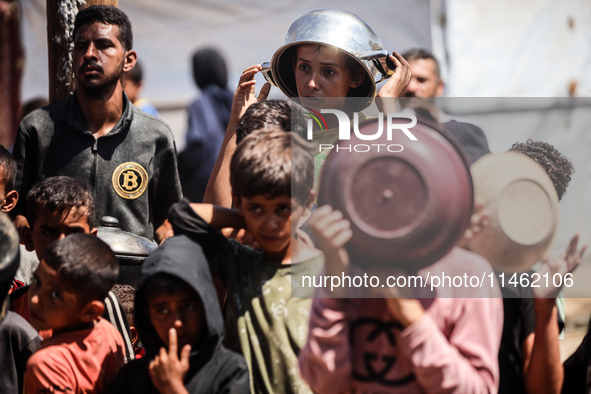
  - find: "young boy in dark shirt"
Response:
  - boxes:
[110,235,249,393]
[0,145,38,291]
[0,212,41,394]
[169,129,322,393]
[496,140,585,394]
[24,234,125,393]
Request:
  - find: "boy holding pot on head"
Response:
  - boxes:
[204,9,411,208]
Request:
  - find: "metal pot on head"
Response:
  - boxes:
[261,8,395,111]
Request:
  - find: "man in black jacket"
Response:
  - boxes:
[13,5,181,242]
[400,48,490,165]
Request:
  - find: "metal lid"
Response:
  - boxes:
[96,216,157,263]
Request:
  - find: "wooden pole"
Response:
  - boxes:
[46,0,118,104]
[0,0,23,148]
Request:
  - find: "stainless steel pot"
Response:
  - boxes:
[262,9,394,110]
[96,216,157,286]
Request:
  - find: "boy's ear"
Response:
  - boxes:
[90,227,98,236]
[349,67,366,89]
[130,326,139,346]
[0,190,18,213]
[23,225,35,252]
[81,300,105,323]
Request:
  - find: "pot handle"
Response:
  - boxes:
[261,62,278,87]
[358,50,396,83]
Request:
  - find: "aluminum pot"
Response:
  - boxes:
[317,117,474,271]
[261,9,395,111]
[96,216,157,286]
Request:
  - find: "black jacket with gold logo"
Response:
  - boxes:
[13,93,182,240]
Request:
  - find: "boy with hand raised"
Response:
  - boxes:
[109,235,249,394]
[169,129,322,393]
[204,9,411,208]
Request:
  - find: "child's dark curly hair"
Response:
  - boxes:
[509,139,574,200]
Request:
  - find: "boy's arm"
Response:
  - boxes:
[298,205,354,393]
[203,65,270,207]
[168,199,246,285]
[186,203,245,230]
[524,235,586,394]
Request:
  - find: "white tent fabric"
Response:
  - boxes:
[20,0,431,105]
[433,0,591,97]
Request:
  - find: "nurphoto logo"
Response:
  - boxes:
[306,108,419,153]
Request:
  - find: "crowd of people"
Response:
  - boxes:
[0,4,589,394]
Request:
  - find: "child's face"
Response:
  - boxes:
[28,259,90,332]
[148,287,205,352]
[236,194,308,260]
[27,207,94,259]
[293,44,363,110]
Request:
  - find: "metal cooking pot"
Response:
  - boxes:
[317,118,474,271]
[96,216,157,286]
[261,9,395,111]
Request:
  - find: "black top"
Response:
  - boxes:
[497,274,536,394]
[109,235,250,393]
[0,311,41,394]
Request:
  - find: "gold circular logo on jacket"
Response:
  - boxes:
[112,162,148,199]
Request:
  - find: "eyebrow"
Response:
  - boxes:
[296,57,341,68]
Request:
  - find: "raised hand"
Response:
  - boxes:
[229,65,272,127]
[376,52,412,99]
[534,234,587,299]
[308,205,352,294]
[148,328,191,394]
